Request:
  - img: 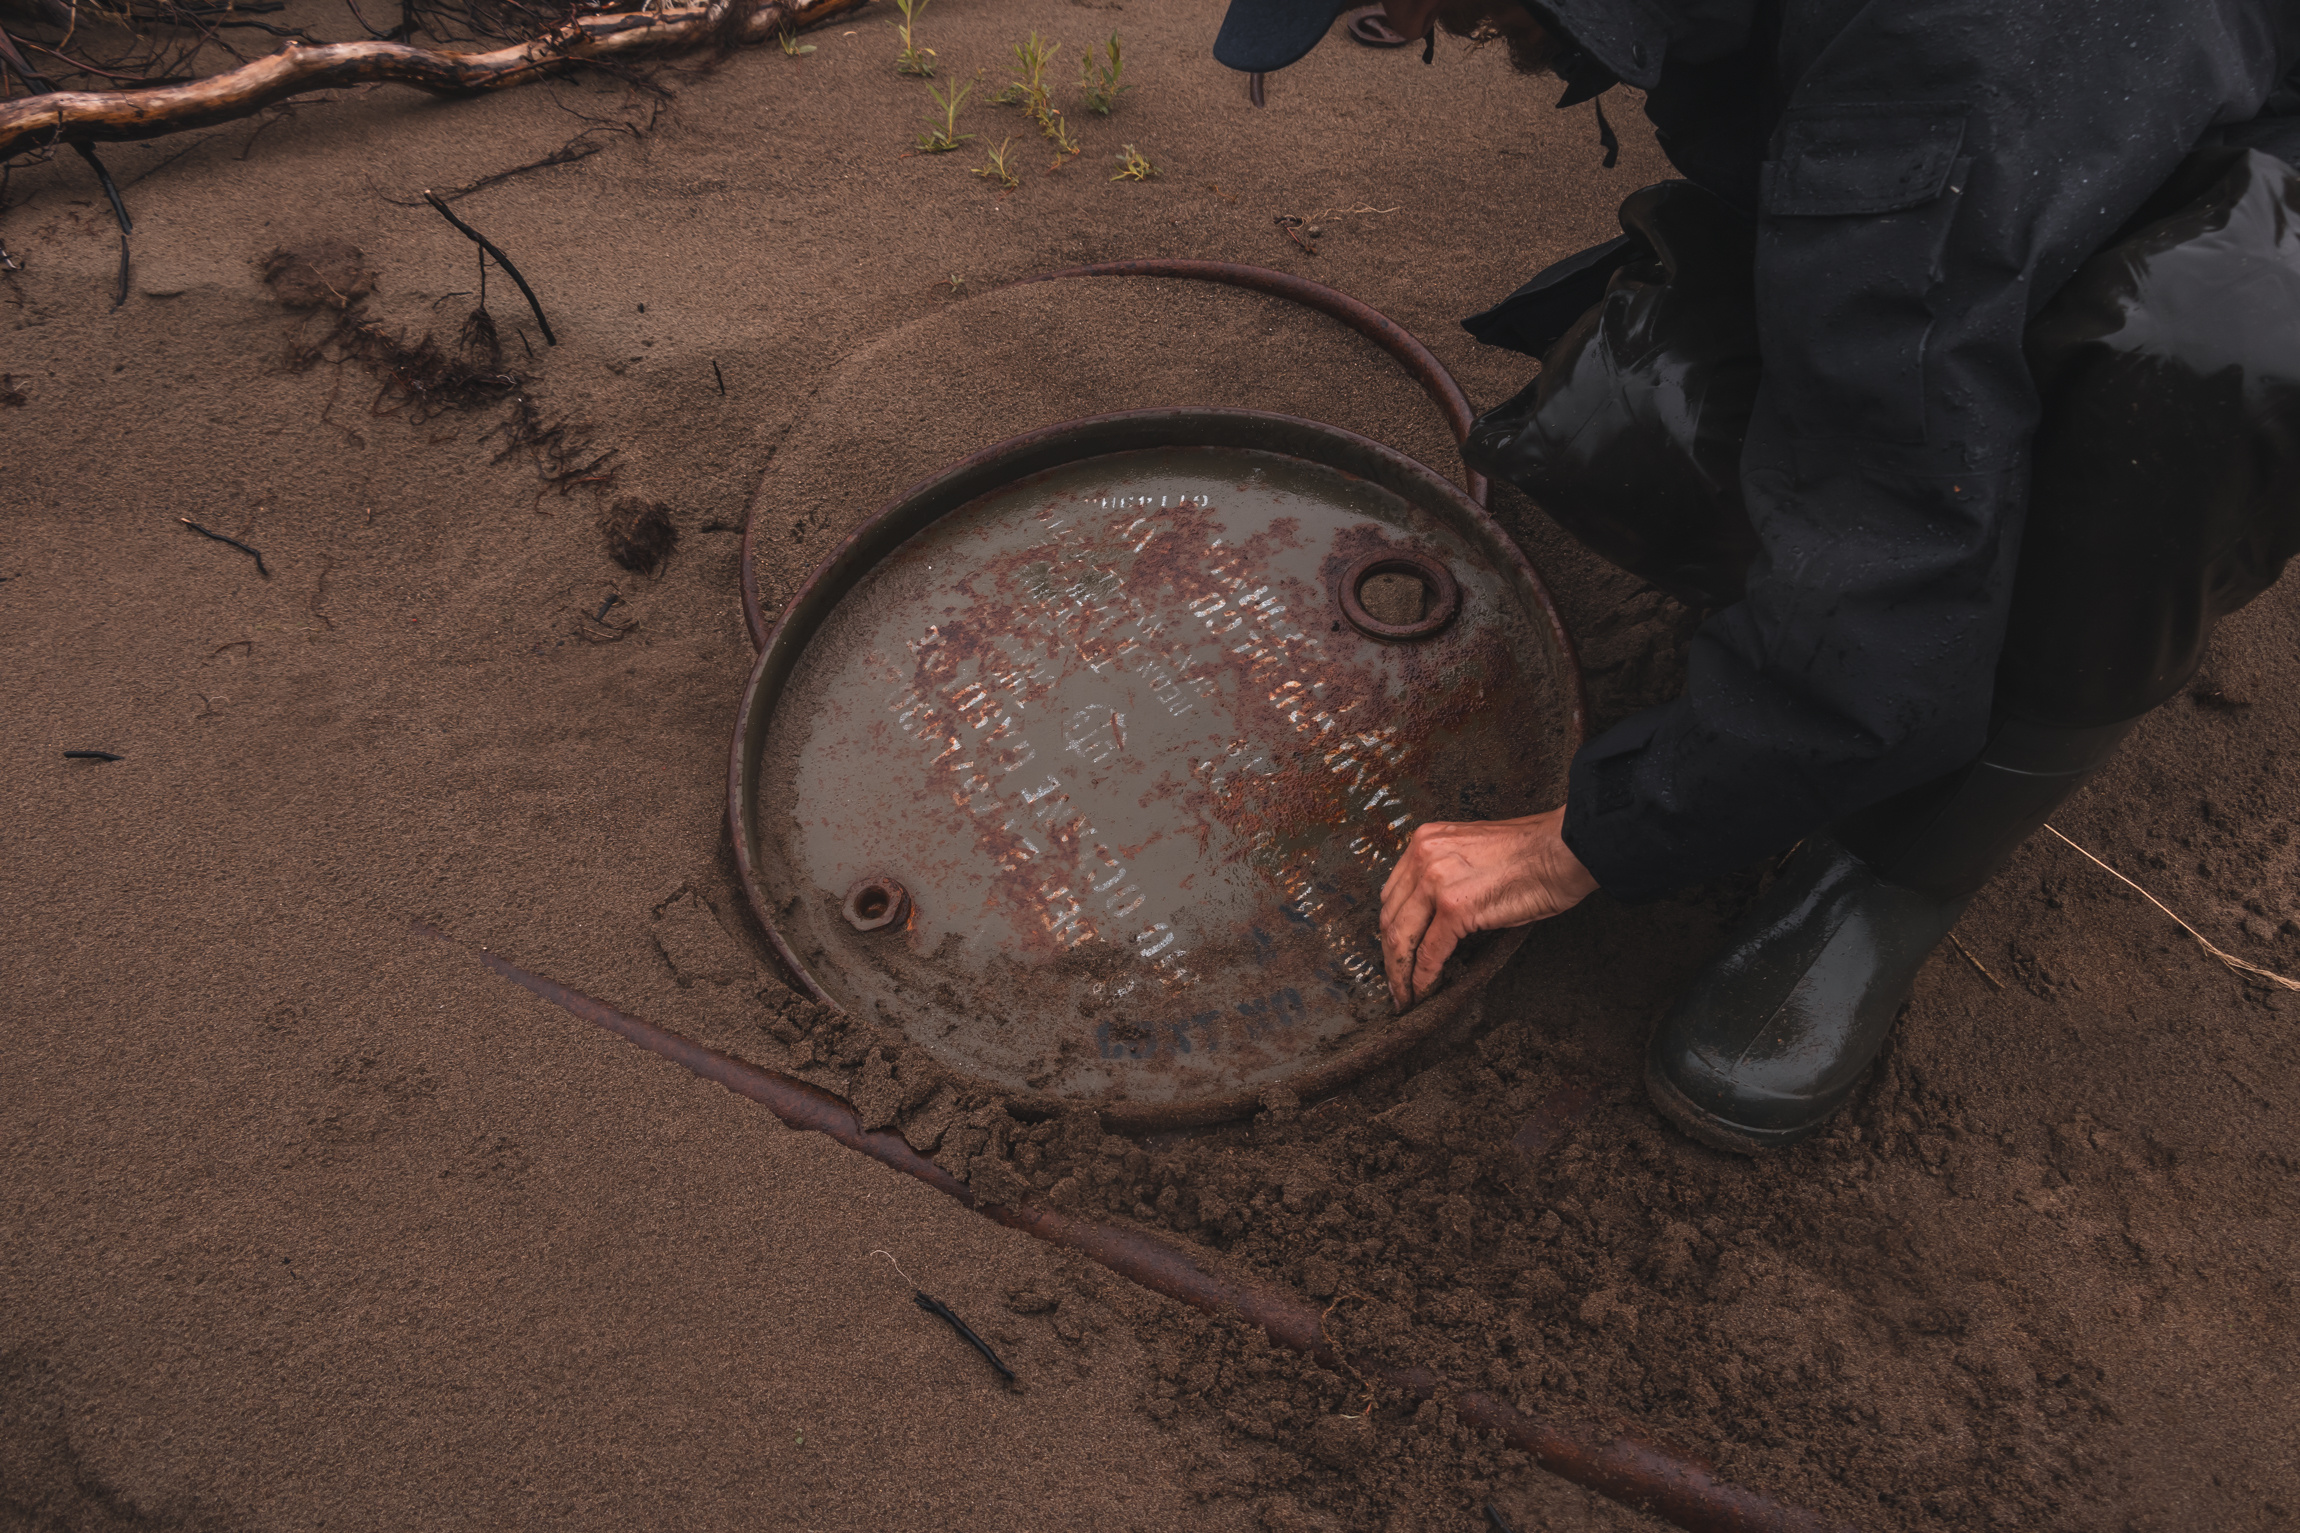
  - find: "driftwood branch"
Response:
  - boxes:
[0,0,865,161]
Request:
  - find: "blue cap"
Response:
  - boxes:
[1213,0,1361,73]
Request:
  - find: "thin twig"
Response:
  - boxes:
[78,145,133,232]
[235,101,306,160]
[421,190,556,345]
[62,749,124,760]
[912,1291,1016,1382]
[121,132,213,189]
[180,516,268,576]
[2044,824,2300,991]
[876,1248,1015,1383]
[1319,1291,1379,1420]
[869,1248,919,1287]
[1946,931,2004,992]
[309,554,336,630]
[575,591,631,642]
[384,133,606,206]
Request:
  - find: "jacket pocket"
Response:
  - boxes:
[1757,107,1970,444]
[1761,110,1966,215]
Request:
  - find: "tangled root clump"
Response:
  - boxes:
[263,240,617,491]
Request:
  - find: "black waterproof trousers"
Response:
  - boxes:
[1464,147,2300,861]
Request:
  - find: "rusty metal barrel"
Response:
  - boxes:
[730,409,1584,1130]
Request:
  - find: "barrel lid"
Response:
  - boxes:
[730,410,1582,1129]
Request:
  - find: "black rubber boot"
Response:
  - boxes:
[1645,717,2137,1153]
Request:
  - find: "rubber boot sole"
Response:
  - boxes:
[1643,1052,1821,1155]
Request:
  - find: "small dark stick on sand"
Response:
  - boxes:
[712,359,726,395]
[80,146,134,234]
[1483,1503,1518,1533]
[912,1290,1016,1383]
[421,191,557,345]
[309,554,336,631]
[179,517,269,577]
[63,750,124,761]
[593,593,622,624]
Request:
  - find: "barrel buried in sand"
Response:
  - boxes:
[731,411,1581,1129]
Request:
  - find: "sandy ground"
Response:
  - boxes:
[5,2,2298,1529]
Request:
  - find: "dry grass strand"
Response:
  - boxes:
[2044,824,2300,991]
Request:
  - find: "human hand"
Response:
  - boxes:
[1377,807,1598,1010]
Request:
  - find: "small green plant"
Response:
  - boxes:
[1040,104,1081,158]
[777,24,815,55]
[993,31,1059,113]
[917,78,975,153]
[891,0,934,77]
[1079,31,1128,114]
[1112,143,1158,181]
[972,137,1019,190]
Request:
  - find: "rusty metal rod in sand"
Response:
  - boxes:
[438,929,1856,1533]
[740,261,1493,653]
[0,0,865,161]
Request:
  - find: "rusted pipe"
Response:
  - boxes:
[742,261,1491,652]
[442,930,1856,1533]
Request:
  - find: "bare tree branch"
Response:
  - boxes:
[0,0,864,161]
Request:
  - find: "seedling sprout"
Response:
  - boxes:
[917,78,975,153]
[1113,144,1158,181]
[994,31,1058,115]
[777,24,815,55]
[891,0,934,77]
[1080,32,1128,115]
[1041,104,1082,159]
[973,138,1019,191]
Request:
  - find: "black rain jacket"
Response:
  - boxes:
[1509,0,2300,900]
